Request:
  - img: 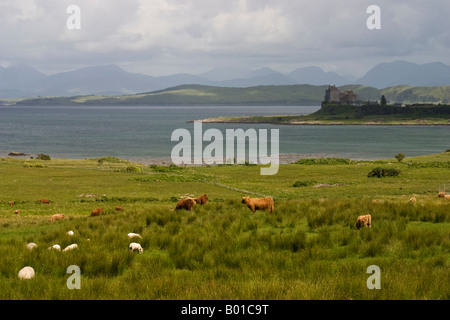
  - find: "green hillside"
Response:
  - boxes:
[382,85,450,104]
[6,84,450,106]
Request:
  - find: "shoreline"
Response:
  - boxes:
[198,117,450,126]
[1,152,388,166]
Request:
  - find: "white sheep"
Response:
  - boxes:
[26,243,38,251]
[63,243,78,252]
[18,266,35,280]
[67,230,74,236]
[129,242,143,254]
[127,233,142,239]
[48,244,61,251]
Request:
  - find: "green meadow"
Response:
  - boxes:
[0,153,449,299]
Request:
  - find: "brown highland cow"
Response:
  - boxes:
[355,214,372,229]
[241,197,274,214]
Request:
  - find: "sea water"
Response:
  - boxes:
[0,105,448,163]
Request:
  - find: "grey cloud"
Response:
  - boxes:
[0,0,449,77]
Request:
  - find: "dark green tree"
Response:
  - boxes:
[381,95,387,106]
[395,153,405,163]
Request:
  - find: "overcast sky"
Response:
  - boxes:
[1,0,449,77]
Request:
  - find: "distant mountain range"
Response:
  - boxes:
[12,84,450,107]
[1,61,450,98]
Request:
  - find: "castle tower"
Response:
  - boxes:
[324,85,340,103]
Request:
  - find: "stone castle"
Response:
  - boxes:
[324,85,358,105]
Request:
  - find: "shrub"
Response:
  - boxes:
[36,153,51,160]
[368,167,400,178]
[96,156,128,163]
[292,180,316,187]
[23,162,45,168]
[125,166,143,174]
[395,153,405,163]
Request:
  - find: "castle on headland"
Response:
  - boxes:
[324,85,358,105]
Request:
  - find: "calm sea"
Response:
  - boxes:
[0,105,448,163]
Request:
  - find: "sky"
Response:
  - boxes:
[1,0,449,78]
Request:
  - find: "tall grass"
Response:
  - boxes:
[0,156,448,299]
[0,197,447,299]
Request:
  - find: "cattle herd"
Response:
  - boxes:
[7,191,450,280]
[6,191,450,227]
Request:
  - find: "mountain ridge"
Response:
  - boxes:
[1,60,450,98]
[9,83,450,107]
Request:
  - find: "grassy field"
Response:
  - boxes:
[0,153,449,300]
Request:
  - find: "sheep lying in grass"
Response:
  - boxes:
[67,230,74,236]
[128,233,142,239]
[18,266,35,280]
[356,214,372,229]
[26,243,38,251]
[129,242,143,254]
[409,197,417,203]
[48,244,61,251]
[63,244,78,252]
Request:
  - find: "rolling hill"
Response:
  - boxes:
[9,84,450,106]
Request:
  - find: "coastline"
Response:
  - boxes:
[198,117,450,126]
[1,152,386,166]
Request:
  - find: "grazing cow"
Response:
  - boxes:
[241,197,274,214]
[14,210,20,214]
[409,197,417,203]
[48,213,65,222]
[18,266,35,280]
[9,201,14,206]
[115,206,124,211]
[355,214,372,229]
[40,199,51,204]
[193,194,209,205]
[175,198,196,211]
[90,208,104,216]
[438,192,450,199]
